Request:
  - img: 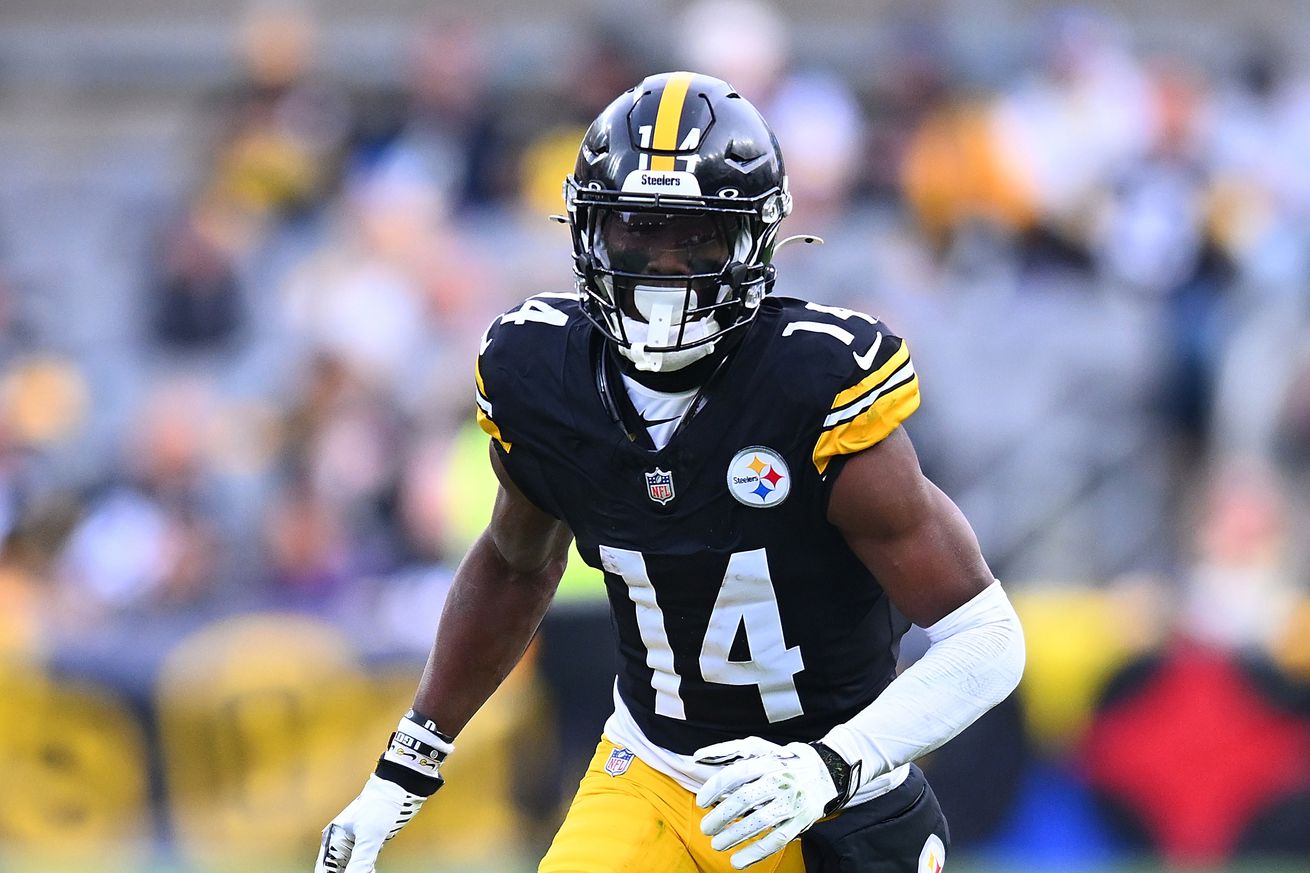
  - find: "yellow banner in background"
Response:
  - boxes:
[0,614,545,873]
[0,660,150,868]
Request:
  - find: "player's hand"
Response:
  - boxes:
[694,737,839,870]
[315,774,428,873]
[315,709,452,872]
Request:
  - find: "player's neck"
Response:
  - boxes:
[621,365,708,392]
[615,351,723,393]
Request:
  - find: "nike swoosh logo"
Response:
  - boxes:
[852,333,883,370]
[639,414,681,427]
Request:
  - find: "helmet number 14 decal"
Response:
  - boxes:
[636,124,703,173]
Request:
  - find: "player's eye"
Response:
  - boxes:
[674,228,718,248]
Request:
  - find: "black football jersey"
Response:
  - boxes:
[475,293,921,755]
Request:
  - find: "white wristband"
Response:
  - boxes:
[379,711,455,781]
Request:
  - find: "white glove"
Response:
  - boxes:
[316,710,453,873]
[315,774,427,873]
[694,737,840,870]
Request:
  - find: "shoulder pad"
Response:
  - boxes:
[769,299,920,474]
[475,293,586,452]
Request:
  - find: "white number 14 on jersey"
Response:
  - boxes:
[600,546,806,723]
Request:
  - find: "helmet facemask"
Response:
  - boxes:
[590,210,744,371]
[570,191,784,373]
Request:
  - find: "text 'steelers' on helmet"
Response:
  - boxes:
[566,71,792,372]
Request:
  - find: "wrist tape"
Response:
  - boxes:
[810,741,861,814]
[375,709,455,797]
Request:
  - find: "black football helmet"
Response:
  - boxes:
[565,71,792,372]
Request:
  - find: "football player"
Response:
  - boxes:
[316,71,1025,873]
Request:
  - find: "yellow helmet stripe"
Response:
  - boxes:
[650,72,695,171]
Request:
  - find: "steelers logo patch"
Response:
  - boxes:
[918,833,946,873]
[726,446,790,508]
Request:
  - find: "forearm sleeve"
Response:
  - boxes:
[819,581,1025,789]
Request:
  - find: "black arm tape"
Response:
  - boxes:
[405,708,455,745]
[811,741,860,814]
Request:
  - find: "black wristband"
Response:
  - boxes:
[372,710,455,798]
[375,755,444,797]
[811,741,859,814]
[404,708,455,745]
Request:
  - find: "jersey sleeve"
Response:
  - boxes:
[474,321,512,453]
[804,311,921,475]
[471,295,580,519]
[474,292,579,454]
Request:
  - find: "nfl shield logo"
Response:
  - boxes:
[645,468,675,505]
[605,747,635,777]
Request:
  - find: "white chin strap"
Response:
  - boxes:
[619,285,720,372]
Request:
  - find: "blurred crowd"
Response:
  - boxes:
[0,0,1307,677]
[1,2,1309,867]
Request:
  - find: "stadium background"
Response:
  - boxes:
[1,0,1309,871]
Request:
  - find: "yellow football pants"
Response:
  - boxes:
[540,738,807,873]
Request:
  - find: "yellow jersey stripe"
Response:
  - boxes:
[824,361,914,428]
[830,341,910,410]
[650,72,694,171]
[474,354,507,449]
[475,356,489,400]
[812,379,920,474]
[476,408,512,452]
